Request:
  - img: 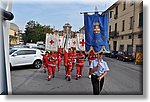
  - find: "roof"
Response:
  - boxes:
[10,23,19,32]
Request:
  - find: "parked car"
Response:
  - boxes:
[9,48,43,69]
[110,51,118,58]
[116,51,135,62]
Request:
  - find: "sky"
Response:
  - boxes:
[11,0,117,32]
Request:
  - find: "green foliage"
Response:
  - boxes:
[22,20,53,44]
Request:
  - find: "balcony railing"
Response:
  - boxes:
[109,31,119,38]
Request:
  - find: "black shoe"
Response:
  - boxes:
[79,76,81,79]
[76,77,78,80]
[44,70,46,73]
[68,78,71,81]
[65,76,68,79]
[52,75,55,78]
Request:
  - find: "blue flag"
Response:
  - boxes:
[84,12,110,54]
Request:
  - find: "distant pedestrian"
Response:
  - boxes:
[90,52,109,95]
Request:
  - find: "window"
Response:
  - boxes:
[129,35,132,39]
[123,1,126,10]
[119,45,124,51]
[16,50,26,55]
[136,45,143,52]
[122,20,125,31]
[15,50,36,56]
[109,26,111,33]
[121,36,124,39]
[24,50,36,55]
[115,6,118,15]
[138,34,142,38]
[139,12,143,27]
[127,45,133,54]
[115,23,117,33]
[130,16,133,29]
[110,11,112,18]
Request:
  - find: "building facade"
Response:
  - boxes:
[108,0,143,54]
[9,23,20,45]
[54,23,77,38]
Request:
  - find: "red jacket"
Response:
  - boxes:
[42,54,49,64]
[48,54,57,66]
[67,58,72,67]
[76,54,85,65]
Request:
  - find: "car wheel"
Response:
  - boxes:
[123,59,125,62]
[117,57,119,60]
[33,60,42,69]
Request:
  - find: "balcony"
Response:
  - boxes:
[109,31,119,38]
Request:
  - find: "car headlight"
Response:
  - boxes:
[125,57,128,59]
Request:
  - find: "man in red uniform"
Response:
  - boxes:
[88,50,96,79]
[57,52,62,72]
[65,48,73,81]
[42,51,49,73]
[47,51,57,81]
[88,50,95,66]
[71,49,76,71]
[76,51,85,80]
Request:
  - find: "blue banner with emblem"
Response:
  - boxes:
[84,12,110,54]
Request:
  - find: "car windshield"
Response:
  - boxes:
[9,49,17,55]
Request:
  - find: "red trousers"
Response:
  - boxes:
[58,61,61,71]
[66,65,72,78]
[48,65,56,77]
[76,64,84,78]
[43,63,48,71]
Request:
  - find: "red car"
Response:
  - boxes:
[116,51,135,62]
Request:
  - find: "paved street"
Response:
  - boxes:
[11,57,143,95]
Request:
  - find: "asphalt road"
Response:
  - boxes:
[11,57,143,95]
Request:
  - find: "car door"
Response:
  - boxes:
[23,50,36,65]
[10,50,26,66]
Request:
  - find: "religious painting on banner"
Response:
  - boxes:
[71,38,77,48]
[45,33,58,51]
[77,33,85,51]
[84,12,110,54]
[58,36,64,48]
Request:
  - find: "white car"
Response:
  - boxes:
[9,48,43,69]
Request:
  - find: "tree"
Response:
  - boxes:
[22,20,53,44]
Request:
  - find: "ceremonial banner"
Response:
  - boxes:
[64,34,71,65]
[45,33,58,51]
[84,12,109,54]
[58,36,64,48]
[77,33,85,51]
[71,38,77,48]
